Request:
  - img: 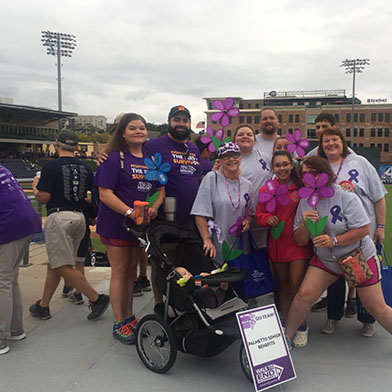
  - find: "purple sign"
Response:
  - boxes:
[237,305,296,391]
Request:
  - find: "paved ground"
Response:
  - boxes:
[1,242,392,392]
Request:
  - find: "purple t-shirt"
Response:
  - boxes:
[0,165,42,245]
[96,151,159,240]
[145,135,203,224]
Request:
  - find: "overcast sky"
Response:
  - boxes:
[1,0,392,125]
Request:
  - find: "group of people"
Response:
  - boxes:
[1,105,391,356]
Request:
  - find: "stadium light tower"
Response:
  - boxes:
[340,58,370,147]
[41,30,77,114]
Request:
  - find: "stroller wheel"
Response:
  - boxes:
[239,343,253,383]
[136,314,177,373]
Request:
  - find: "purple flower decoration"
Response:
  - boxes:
[299,173,335,207]
[200,126,223,152]
[229,209,250,238]
[286,129,310,158]
[211,98,240,127]
[258,180,290,212]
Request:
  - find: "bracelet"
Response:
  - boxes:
[377,224,385,229]
[333,236,339,247]
[124,208,134,217]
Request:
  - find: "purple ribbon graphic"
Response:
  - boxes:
[244,193,250,209]
[348,169,359,183]
[259,158,269,171]
[330,205,343,224]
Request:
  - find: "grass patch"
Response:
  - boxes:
[384,185,392,265]
[91,237,106,253]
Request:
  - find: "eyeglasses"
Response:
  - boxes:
[221,153,241,160]
[273,162,291,169]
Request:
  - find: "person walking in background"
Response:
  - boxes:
[0,165,42,355]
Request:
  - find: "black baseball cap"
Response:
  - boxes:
[57,130,78,146]
[168,105,191,120]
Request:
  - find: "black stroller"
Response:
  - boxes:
[125,218,252,379]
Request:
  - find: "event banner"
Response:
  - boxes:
[237,305,296,391]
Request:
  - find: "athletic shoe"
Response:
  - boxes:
[70,292,84,305]
[311,297,328,312]
[153,302,165,317]
[0,340,10,355]
[138,276,151,292]
[29,300,51,320]
[62,286,73,298]
[344,298,357,318]
[87,294,110,321]
[361,323,376,338]
[285,335,292,351]
[10,331,26,341]
[113,321,136,345]
[321,319,339,335]
[133,281,143,297]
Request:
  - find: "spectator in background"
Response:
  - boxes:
[194,135,214,174]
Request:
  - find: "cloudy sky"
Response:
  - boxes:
[1,0,392,125]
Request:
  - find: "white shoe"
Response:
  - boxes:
[321,319,339,335]
[293,326,309,347]
[361,323,376,338]
[9,332,26,341]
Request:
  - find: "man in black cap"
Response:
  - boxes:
[30,131,109,321]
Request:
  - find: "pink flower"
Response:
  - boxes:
[299,172,335,207]
[286,129,310,157]
[211,98,240,127]
[258,180,290,212]
[200,126,223,152]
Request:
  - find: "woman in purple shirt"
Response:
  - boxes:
[96,113,165,345]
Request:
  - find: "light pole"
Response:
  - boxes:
[341,58,370,147]
[41,30,77,128]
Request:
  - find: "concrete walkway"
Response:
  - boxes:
[1,242,391,392]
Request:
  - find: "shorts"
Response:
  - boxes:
[75,226,91,261]
[45,211,86,269]
[309,254,381,287]
[100,235,139,248]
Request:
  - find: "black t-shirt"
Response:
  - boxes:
[38,156,94,212]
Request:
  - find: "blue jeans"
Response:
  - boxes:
[327,276,375,324]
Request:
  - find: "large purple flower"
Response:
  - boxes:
[200,126,223,152]
[258,180,290,212]
[228,209,251,238]
[286,129,310,157]
[211,98,240,127]
[299,172,335,207]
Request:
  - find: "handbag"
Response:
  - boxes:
[335,245,373,288]
[377,243,392,307]
[228,233,277,300]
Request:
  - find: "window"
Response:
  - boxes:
[307,129,316,139]
[359,113,365,122]
[354,128,358,137]
[239,116,244,124]
[377,143,382,151]
[212,120,217,124]
[353,143,357,148]
[386,113,390,122]
[385,128,390,137]
[359,143,364,147]
[278,115,282,123]
[385,143,389,152]
[371,113,376,122]
[346,128,351,137]
[307,114,317,124]
[359,128,364,137]
[295,114,300,123]
[289,114,293,123]
[255,103,259,109]
[346,113,351,123]
[378,128,383,137]
[246,116,252,124]
[247,104,251,109]
[288,128,293,134]
[254,116,260,124]
[334,113,339,122]
[370,143,375,148]
[378,113,383,122]
[227,130,231,137]
[255,129,259,134]
[239,104,243,109]
[371,128,376,137]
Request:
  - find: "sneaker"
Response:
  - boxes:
[344,298,357,318]
[29,300,51,320]
[285,335,292,351]
[0,340,10,355]
[113,321,136,345]
[10,331,26,341]
[62,286,73,298]
[138,276,151,292]
[321,319,339,334]
[70,292,84,305]
[133,281,143,297]
[361,323,376,338]
[153,302,165,317]
[311,297,328,312]
[87,294,110,321]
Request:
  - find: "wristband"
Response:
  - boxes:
[377,224,385,229]
[333,236,339,247]
[124,208,134,217]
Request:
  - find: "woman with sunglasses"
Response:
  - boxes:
[284,156,392,349]
[191,142,254,265]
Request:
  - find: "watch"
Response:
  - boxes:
[124,208,134,217]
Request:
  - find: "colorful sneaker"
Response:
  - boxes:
[113,321,136,345]
[344,298,357,318]
[285,335,292,351]
[361,323,376,338]
[133,281,143,297]
[62,286,73,298]
[70,292,84,305]
[311,297,328,312]
[321,319,339,335]
[87,294,110,321]
[0,340,10,355]
[138,276,151,292]
[29,300,51,320]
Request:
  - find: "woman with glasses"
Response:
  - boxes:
[191,142,254,265]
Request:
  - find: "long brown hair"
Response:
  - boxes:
[300,156,336,186]
[105,113,147,154]
[271,150,303,187]
[317,128,350,159]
